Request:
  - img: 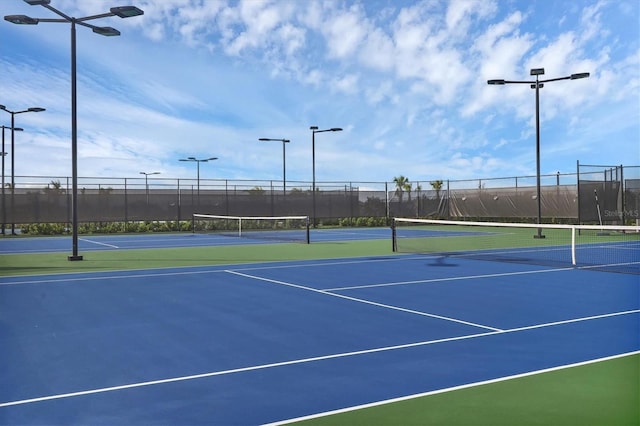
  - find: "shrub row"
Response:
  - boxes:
[18,217,389,236]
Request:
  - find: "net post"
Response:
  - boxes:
[305,216,310,244]
[191,214,195,234]
[391,218,397,252]
[238,217,242,237]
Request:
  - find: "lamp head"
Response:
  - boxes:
[93,26,121,36]
[310,126,318,131]
[24,0,51,5]
[28,107,45,112]
[530,68,545,76]
[570,72,590,80]
[487,79,506,85]
[110,6,144,18]
[4,15,39,25]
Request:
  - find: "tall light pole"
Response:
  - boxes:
[0,106,45,235]
[258,138,290,195]
[140,171,160,205]
[0,125,24,235]
[488,68,589,238]
[6,1,144,260]
[310,126,342,227]
[179,157,217,210]
[1,125,24,235]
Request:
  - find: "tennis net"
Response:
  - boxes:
[392,218,640,274]
[192,214,310,243]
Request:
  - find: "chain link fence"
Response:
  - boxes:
[2,165,638,229]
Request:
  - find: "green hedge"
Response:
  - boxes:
[17,218,389,236]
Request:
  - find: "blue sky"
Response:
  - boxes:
[1,0,638,186]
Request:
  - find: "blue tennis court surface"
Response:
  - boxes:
[1,253,638,425]
[0,228,391,254]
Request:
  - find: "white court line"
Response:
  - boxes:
[1,309,637,409]
[264,350,640,426]
[326,267,574,291]
[78,238,119,249]
[225,270,503,332]
[0,254,438,284]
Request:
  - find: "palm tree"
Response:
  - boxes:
[46,179,65,194]
[393,175,409,204]
[403,180,412,203]
[430,180,443,200]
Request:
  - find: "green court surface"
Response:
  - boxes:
[291,353,639,426]
[0,239,391,276]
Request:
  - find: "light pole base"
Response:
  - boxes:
[533,234,546,239]
[68,255,84,261]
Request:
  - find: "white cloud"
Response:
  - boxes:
[2,0,638,184]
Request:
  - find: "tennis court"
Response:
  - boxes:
[0,223,638,425]
[0,227,391,254]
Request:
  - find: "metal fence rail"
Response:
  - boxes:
[2,166,638,228]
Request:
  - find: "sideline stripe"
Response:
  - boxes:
[1,310,636,409]
[264,351,640,426]
[79,238,119,249]
[226,270,503,332]
[326,267,573,291]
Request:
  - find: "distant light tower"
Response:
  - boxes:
[179,157,217,210]
[140,171,161,205]
[1,125,24,235]
[0,105,46,235]
[488,68,589,238]
[5,0,144,260]
[258,137,290,195]
[310,126,342,227]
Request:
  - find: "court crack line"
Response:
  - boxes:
[225,270,503,332]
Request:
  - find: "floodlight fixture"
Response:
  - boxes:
[259,137,291,195]
[110,6,144,18]
[93,26,120,36]
[310,125,343,227]
[0,106,45,235]
[487,67,590,238]
[570,72,590,80]
[5,0,143,259]
[4,15,39,25]
[179,157,218,208]
[1,125,24,234]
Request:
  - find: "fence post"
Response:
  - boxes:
[124,177,128,227]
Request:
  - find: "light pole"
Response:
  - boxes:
[6,1,144,260]
[310,126,342,227]
[258,138,290,195]
[488,68,589,238]
[140,171,160,205]
[0,106,45,235]
[179,157,217,210]
[1,125,24,235]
